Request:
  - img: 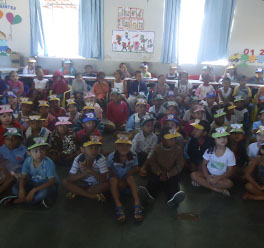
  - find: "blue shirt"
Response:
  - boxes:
[0,144,27,172]
[128,80,148,96]
[252,120,264,137]
[107,151,138,180]
[22,157,59,184]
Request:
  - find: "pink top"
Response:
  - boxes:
[8,80,24,97]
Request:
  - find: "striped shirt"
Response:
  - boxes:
[69,153,108,186]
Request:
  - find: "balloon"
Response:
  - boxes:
[13,15,22,25]
[6,12,14,24]
[0,10,3,20]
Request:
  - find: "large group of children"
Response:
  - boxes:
[1,59,264,223]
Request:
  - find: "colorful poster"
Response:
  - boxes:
[229,49,264,65]
[118,6,144,30]
[112,30,154,54]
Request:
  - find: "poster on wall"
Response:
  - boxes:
[112,30,154,53]
[0,0,23,56]
[229,48,264,67]
[118,6,144,30]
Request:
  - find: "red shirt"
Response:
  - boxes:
[107,101,128,125]
[0,122,22,146]
[51,80,69,95]
[50,107,66,118]
[76,128,101,142]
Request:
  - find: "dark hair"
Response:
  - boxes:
[119,62,127,68]
[35,65,42,70]
[97,71,105,79]
[115,69,125,80]
[222,77,231,84]
[9,71,17,77]
[224,103,233,112]
[159,126,171,140]
[199,120,210,134]
[0,112,15,125]
[85,64,93,69]
[158,74,165,80]
[113,150,134,165]
[238,75,247,82]
[75,72,82,78]
[178,71,188,80]
[135,70,142,76]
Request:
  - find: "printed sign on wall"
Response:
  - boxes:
[112,30,154,53]
[118,6,144,30]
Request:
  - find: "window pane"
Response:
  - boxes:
[41,0,79,57]
[178,0,205,64]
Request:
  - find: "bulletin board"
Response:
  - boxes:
[112,30,154,54]
[118,6,144,30]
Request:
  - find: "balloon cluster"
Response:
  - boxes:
[0,10,22,24]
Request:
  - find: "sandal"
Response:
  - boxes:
[0,195,18,205]
[96,193,106,203]
[222,189,231,197]
[66,192,76,200]
[134,205,144,222]
[115,206,126,223]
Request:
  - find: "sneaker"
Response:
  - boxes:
[138,186,155,201]
[167,191,185,207]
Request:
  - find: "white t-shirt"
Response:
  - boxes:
[175,81,192,94]
[114,80,124,93]
[248,142,259,158]
[203,147,236,176]
[224,115,238,126]
[234,108,248,123]
[33,78,48,89]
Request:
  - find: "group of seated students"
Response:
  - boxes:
[1,58,264,224]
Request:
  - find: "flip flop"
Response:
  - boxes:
[134,205,144,222]
[0,195,18,205]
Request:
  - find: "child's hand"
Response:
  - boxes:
[80,162,92,175]
[207,175,218,184]
[26,189,37,202]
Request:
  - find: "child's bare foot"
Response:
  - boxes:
[139,168,147,177]
[13,197,26,204]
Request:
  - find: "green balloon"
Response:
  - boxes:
[13,15,22,25]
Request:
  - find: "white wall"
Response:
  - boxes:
[1,0,264,76]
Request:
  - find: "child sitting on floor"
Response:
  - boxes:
[224,103,237,126]
[248,126,264,159]
[66,99,81,126]
[49,95,66,118]
[218,77,233,104]
[234,96,250,131]
[10,137,58,207]
[32,67,49,103]
[0,128,27,196]
[25,115,51,141]
[138,127,185,208]
[49,117,77,166]
[106,88,129,132]
[244,142,264,200]
[132,114,158,169]
[63,135,108,202]
[185,120,213,173]
[0,105,22,146]
[18,98,33,131]
[6,91,20,120]
[229,124,248,179]
[149,94,166,119]
[84,92,103,120]
[140,63,151,78]
[191,127,235,196]
[51,71,69,100]
[111,70,127,96]
[252,108,264,135]
[71,72,88,97]
[210,108,226,133]
[76,112,101,143]
[126,98,149,137]
[38,100,56,131]
[108,132,143,223]
[59,59,75,76]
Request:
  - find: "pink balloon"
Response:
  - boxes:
[6,12,14,24]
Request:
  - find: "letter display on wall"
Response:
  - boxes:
[118,6,144,30]
[229,49,264,67]
[112,30,154,54]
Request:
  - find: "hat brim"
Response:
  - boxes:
[55,121,72,126]
[214,112,226,118]
[49,98,60,102]
[28,143,48,150]
[83,106,95,111]
[164,132,181,140]
[230,129,244,133]
[0,109,13,114]
[21,101,33,105]
[234,99,244,102]
[83,141,102,147]
[212,132,229,138]
[82,117,97,123]
[190,123,204,130]
[140,118,155,127]
[193,109,205,113]
[227,105,236,110]
[115,140,132,145]
[3,132,21,137]
[39,104,49,107]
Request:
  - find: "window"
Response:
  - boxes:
[40,0,79,57]
[178,0,205,64]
